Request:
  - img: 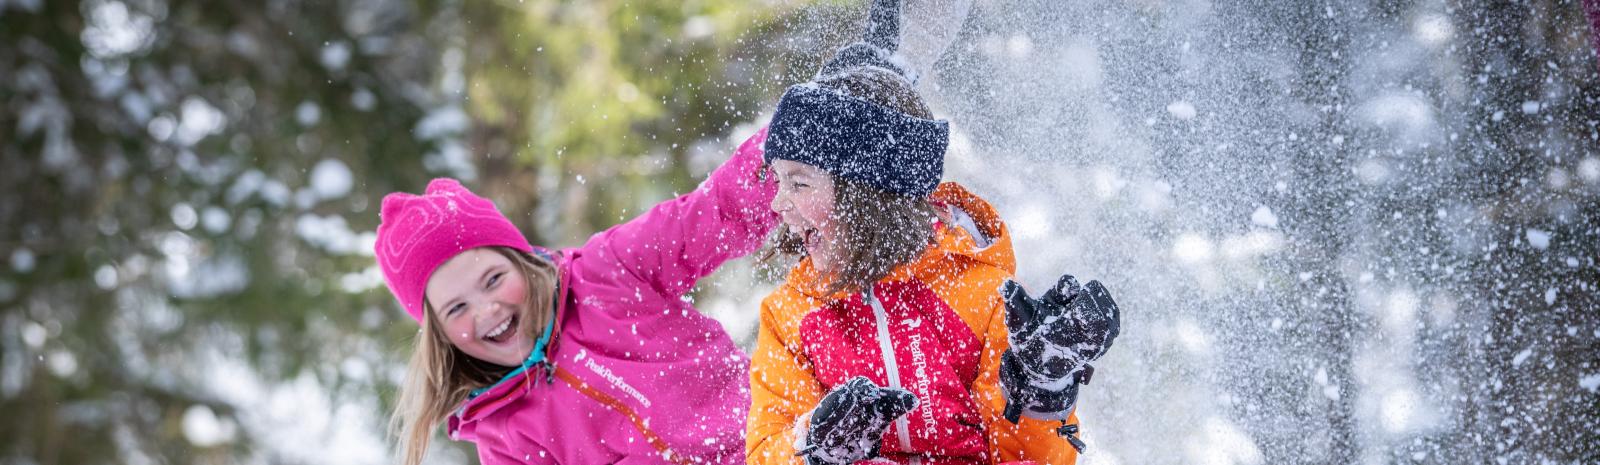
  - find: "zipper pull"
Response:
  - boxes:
[1058,422,1086,453]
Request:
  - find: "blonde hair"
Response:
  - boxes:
[390,247,559,465]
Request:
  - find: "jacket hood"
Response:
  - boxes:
[785,182,1015,301]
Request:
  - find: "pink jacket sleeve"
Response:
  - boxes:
[583,127,778,298]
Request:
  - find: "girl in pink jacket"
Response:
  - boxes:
[375,129,777,465]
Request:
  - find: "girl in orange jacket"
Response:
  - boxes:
[745,2,1123,463]
[745,66,1080,465]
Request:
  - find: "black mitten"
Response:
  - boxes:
[1004,275,1120,370]
[998,275,1121,423]
[999,348,1084,424]
[795,376,918,465]
[815,0,917,81]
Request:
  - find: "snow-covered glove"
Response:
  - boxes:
[816,0,918,81]
[794,376,918,465]
[997,275,1120,424]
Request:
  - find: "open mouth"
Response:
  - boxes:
[801,227,819,251]
[482,314,518,344]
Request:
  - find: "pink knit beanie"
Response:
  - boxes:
[375,178,533,323]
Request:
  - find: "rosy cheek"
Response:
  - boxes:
[500,278,527,303]
[443,320,472,346]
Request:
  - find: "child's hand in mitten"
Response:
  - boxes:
[814,0,915,80]
[997,275,1121,423]
[794,376,918,465]
[998,347,1086,423]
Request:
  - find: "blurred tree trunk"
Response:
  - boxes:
[1279,0,1361,461]
[1447,0,1600,462]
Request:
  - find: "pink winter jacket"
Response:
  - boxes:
[447,128,778,464]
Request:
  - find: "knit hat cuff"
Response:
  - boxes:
[763,84,948,198]
[374,178,533,323]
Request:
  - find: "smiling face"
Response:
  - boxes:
[424,248,539,367]
[769,159,846,274]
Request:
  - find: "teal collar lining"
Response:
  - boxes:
[468,318,555,399]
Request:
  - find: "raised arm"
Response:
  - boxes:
[581,127,778,298]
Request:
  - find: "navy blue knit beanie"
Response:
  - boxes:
[763,83,949,198]
[761,0,949,198]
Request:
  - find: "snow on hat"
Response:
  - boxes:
[816,0,915,82]
[763,83,949,198]
[374,178,532,323]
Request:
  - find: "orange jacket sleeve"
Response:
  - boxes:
[746,294,824,465]
[970,289,1080,464]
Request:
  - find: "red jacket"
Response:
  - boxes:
[747,183,1079,465]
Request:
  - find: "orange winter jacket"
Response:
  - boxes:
[746,183,1079,465]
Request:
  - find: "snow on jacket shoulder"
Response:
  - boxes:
[448,128,778,465]
[747,183,1080,465]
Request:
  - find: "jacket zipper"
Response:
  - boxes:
[865,287,919,463]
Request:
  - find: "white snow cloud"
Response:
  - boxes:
[1249,206,1278,229]
[1356,92,1437,143]
[1167,100,1198,120]
[1411,13,1453,47]
[1379,388,1420,433]
[1579,374,1600,393]
[1172,233,1214,264]
[1525,229,1551,250]
[1184,416,1263,465]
